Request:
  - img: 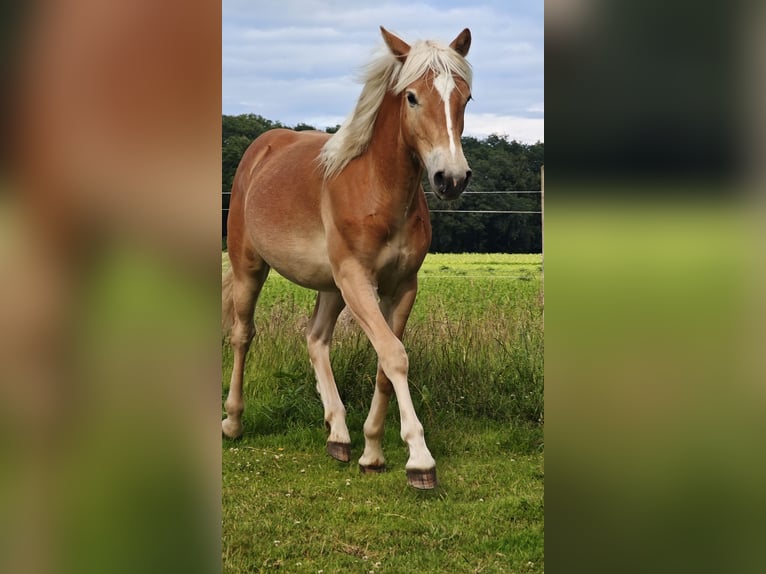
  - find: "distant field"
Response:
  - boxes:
[419,252,540,276]
[222,253,544,573]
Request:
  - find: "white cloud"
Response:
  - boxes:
[464,113,544,143]
[302,115,347,130]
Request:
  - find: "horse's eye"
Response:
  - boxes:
[406,92,418,107]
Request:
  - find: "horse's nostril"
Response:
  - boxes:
[465,170,472,184]
[433,171,445,188]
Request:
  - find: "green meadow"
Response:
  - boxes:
[222,253,544,573]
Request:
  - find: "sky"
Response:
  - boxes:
[222,1,544,143]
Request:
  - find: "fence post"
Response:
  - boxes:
[540,165,544,312]
[541,165,544,274]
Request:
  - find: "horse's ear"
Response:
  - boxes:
[380,26,410,62]
[449,28,471,57]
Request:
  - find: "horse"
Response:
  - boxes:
[222,26,473,489]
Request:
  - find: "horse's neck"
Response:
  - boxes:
[364,93,423,208]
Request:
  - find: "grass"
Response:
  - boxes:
[222,253,544,573]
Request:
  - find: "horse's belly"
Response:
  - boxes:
[274,261,337,291]
[256,236,337,291]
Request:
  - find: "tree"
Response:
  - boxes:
[428,135,543,252]
[222,115,544,252]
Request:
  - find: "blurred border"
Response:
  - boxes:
[546,1,766,572]
[1,2,221,573]
[3,1,766,573]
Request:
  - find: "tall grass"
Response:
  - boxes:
[222,253,543,437]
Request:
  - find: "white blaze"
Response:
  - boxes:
[434,72,456,157]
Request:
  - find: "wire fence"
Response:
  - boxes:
[221,177,545,258]
[221,191,541,196]
[223,190,542,216]
[425,191,540,195]
[430,210,540,214]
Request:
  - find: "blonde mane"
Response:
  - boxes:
[319,38,472,179]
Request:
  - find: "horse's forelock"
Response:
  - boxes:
[392,40,472,94]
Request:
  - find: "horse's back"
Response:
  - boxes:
[235,128,328,183]
[230,128,336,290]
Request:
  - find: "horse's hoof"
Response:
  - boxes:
[359,463,386,474]
[326,441,351,463]
[222,418,243,439]
[406,468,438,490]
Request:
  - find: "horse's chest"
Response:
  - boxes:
[374,230,423,286]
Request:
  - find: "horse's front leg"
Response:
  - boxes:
[335,265,436,489]
[358,280,417,475]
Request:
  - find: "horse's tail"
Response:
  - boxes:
[222,266,235,336]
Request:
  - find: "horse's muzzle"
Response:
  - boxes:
[432,169,472,200]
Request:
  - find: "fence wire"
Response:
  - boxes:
[223,190,542,215]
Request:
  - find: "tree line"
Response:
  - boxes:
[222,114,543,253]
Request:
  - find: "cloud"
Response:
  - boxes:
[464,113,544,143]
[222,1,543,141]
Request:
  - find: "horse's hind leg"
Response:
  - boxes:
[358,365,394,473]
[222,259,270,438]
[306,291,351,462]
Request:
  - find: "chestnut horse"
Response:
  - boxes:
[222,27,472,488]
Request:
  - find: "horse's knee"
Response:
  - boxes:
[379,340,408,379]
[230,321,255,349]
